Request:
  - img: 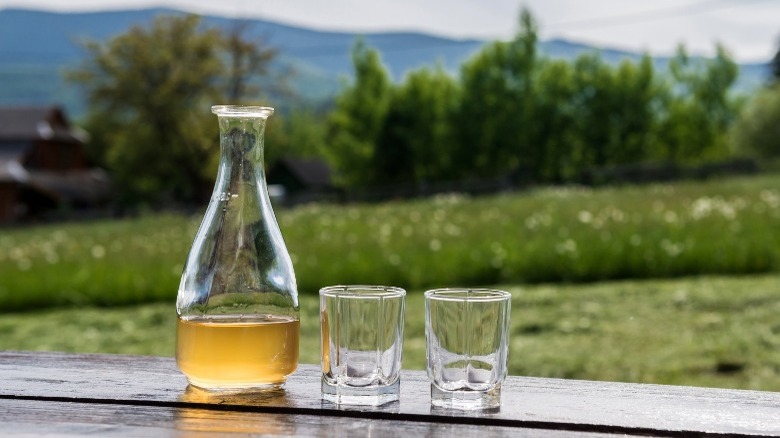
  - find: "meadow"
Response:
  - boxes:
[1,173,779,311]
[1,173,780,390]
[1,274,779,391]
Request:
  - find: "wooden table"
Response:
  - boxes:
[0,350,778,436]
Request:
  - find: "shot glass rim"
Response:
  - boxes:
[424,288,511,302]
[319,284,406,298]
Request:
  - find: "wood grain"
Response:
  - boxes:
[1,351,778,436]
[0,399,616,437]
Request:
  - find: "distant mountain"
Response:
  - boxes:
[0,8,771,118]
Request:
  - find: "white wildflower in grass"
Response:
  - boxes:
[408,211,421,222]
[89,245,106,259]
[51,230,69,243]
[690,196,743,220]
[660,239,684,257]
[380,223,392,238]
[429,239,442,252]
[9,247,24,261]
[444,223,461,236]
[663,210,678,224]
[433,209,446,222]
[609,207,626,223]
[432,193,464,205]
[555,239,578,255]
[490,242,507,268]
[45,252,59,264]
[388,254,401,266]
[720,203,736,220]
[578,210,593,224]
[481,208,501,221]
[732,197,748,210]
[760,190,780,209]
[690,197,713,220]
[522,211,553,229]
[630,235,642,246]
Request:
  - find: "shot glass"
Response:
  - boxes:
[320,285,406,406]
[425,288,511,410]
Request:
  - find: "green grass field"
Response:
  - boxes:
[1,173,779,390]
[1,274,779,391]
[1,173,779,311]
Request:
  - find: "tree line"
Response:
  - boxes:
[69,11,780,206]
[321,10,745,188]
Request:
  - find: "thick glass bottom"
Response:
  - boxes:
[321,378,400,406]
[430,384,501,410]
[186,377,286,393]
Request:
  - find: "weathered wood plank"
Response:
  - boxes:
[0,399,616,437]
[0,351,778,436]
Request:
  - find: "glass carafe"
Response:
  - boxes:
[176,105,299,392]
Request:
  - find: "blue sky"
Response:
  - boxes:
[1,0,779,62]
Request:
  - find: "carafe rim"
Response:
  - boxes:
[211,105,274,117]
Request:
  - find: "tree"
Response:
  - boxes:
[68,15,277,205]
[569,54,617,169]
[374,65,460,184]
[532,58,577,181]
[658,45,738,162]
[772,37,780,83]
[456,8,539,180]
[324,40,392,186]
[566,54,662,171]
[223,22,278,102]
[731,84,780,160]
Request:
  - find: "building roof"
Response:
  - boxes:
[0,106,85,143]
[0,106,110,209]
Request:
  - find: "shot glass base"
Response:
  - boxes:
[430,384,501,410]
[321,379,400,406]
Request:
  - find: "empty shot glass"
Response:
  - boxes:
[425,288,511,410]
[320,285,406,406]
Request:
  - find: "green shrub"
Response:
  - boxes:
[731,85,780,161]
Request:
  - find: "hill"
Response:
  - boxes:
[0,8,771,117]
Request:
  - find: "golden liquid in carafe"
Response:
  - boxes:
[176,316,299,390]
